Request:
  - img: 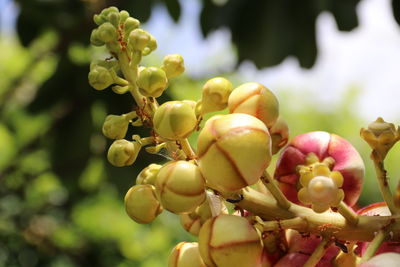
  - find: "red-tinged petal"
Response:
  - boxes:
[274,252,333,267]
[291,131,331,159]
[275,146,306,180]
[329,134,364,206]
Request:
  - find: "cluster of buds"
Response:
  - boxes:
[89,6,400,267]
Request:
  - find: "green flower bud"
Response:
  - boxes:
[107,11,120,27]
[162,54,185,78]
[90,29,105,46]
[124,184,163,224]
[119,10,130,23]
[128,29,151,51]
[153,101,198,140]
[142,34,157,56]
[360,117,400,160]
[102,114,130,139]
[137,67,168,97]
[124,17,140,35]
[107,139,141,167]
[136,163,162,185]
[168,242,207,267]
[97,22,117,43]
[88,65,113,90]
[155,161,206,214]
[200,77,233,114]
[93,6,119,25]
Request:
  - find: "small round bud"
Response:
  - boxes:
[155,161,206,214]
[107,139,141,167]
[162,54,185,78]
[200,77,233,114]
[88,65,113,90]
[136,163,162,185]
[180,193,227,236]
[142,34,157,55]
[268,116,289,155]
[124,17,140,35]
[228,82,279,128]
[128,29,151,51]
[90,29,105,46]
[198,214,264,267]
[137,67,168,97]
[197,113,271,192]
[119,10,130,23]
[168,242,207,267]
[102,114,129,139]
[97,22,117,43]
[153,101,197,140]
[107,12,120,27]
[124,184,162,224]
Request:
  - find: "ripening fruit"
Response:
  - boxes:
[275,131,364,207]
[198,214,266,267]
[155,161,206,214]
[168,242,207,267]
[197,113,271,192]
[228,82,279,128]
[153,101,198,140]
[124,184,163,224]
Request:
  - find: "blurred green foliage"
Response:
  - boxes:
[1,0,400,266]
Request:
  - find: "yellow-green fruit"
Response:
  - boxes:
[198,214,266,267]
[153,101,197,140]
[107,139,141,167]
[97,22,117,43]
[124,184,163,224]
[155,161,206,214]
[168,242,207,267]
[228,82,279,128]
[137,67,168,97]
[136,163,162,185]
[200,77,233,114]
[162,54,185,78]
[102,114,129,139]
[197,113,271,192]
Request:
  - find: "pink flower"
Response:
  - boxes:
[275,131,364,207]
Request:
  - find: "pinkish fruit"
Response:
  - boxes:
[274,131,364,207]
